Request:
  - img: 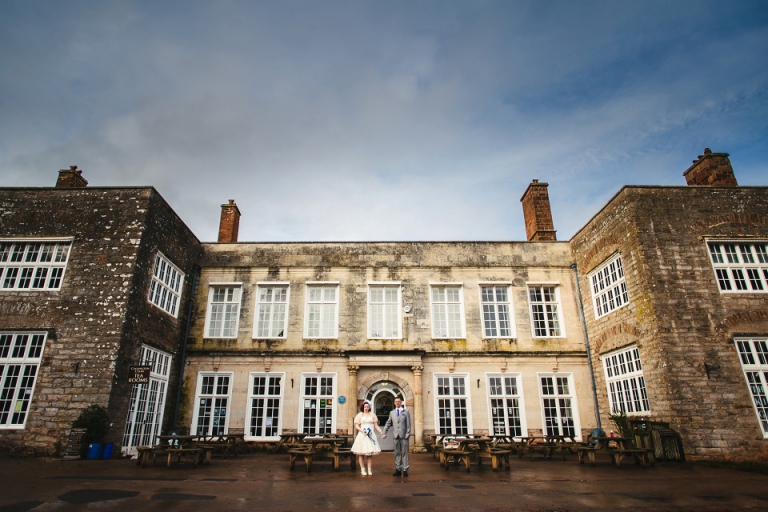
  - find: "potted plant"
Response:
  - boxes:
[72,405,111,459]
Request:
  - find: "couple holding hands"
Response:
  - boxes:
[350,396,411,477]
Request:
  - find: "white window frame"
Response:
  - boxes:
[148,252,184,317]
[602,345,650,415]
[486,373,526,439]
[303,283,340,339]
[253,282,290,339]
[192,372,233,437]
[589,254,629,318]
[204,283,242,339]
[368,282,402,339]
[299,373,337,434]
[430,284,466,339]
[479,284,515,339]
[734,337,768,438]
[246,372,285,440]
[708,240,768,293]
[433,373,472,435]
[538,373,581,440]
[527,284,565,338]
[0,332,47,429]
[0,239,72,291]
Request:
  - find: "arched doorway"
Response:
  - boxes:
[366,381,403,451]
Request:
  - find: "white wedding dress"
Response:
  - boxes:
[351,413,382,456]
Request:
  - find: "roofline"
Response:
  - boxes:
[204,239,572,245]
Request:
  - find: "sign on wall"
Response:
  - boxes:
[128,366,151,384]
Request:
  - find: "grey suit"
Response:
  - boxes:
[383,407,411,471]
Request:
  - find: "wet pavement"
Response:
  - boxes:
[1,451,767,511]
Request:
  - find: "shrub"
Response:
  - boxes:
[72,405,110,444]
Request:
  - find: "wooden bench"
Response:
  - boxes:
[332,448,356,470]
[288,448,317,472]
[157,447,203,468]
[577,445,654,467]
[475,449,512,471]
[136,446,154,467]
[442,449,473,473]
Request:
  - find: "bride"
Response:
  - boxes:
[350,401,383,475]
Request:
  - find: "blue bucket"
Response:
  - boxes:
[86,443,102,460]
[101,443,114,459]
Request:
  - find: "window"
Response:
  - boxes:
[121,345,171,452]
[590,254,629,318]
[539,374,579,438]
[708,241,768,293]
[480,285,514,338]
[0,332,46,428]
[246,373,284,439]
[254,284,289,338]
[192,373,232,436]
[0,240,71,291]
[148,252,184,317]
[734,338,768,437]
[487,374,525,438]
[204,285,242,338]
[602,345,650,414]
[430,285,465,338]
[435,374,471,435]
[304,284,339,338]
[300,374,335,434]
[368,284,401,339]
[528,285,563,337]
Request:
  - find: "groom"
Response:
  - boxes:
[382,396,411,477]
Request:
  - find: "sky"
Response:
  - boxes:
[1,1,767,243]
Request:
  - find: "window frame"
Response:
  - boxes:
[734,337,768,438]
[0,239,73,291]
[707,240,768,294]
[433,373,473,435]
[191,372,233,437]
[429,283,466,339]
[147,252,184,318]
[485,372,527,439]
[303,282,340,339]
[602,344,651,415]
[367,282,402,339]
[203,283,243,339]
[253,282,290,339]
[299,373,337,434]
[537,372,581,440]
[589,253,629,318]
[245,372,285,440]
[0,331,47,429]
[478,283,515,339]
[527,284,565,338]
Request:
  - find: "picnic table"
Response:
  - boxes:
[576,436,654,467]
[272,432,308,453]
[438,436,511,473]
[136,435,208,468]
[518,435,577,460]
[285,435,353,473]
[193,431,248,457]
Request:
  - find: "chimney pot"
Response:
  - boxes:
[56,166,88,188]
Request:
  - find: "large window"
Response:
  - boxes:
[192,373,232,436]
[121,345,171,452]
[435,374,471,435]
[480,285,514,338]
[204,285,242,338]
[487,374,525,438]
[254,283,289,338]
[590,254,629,318]
[708,241,768,293]
[0,240,71,291]
[602,345,650,414]
[735,338,768,437]
[528,285,564,337]
[431,285,465,338]
[300,374,335,434]
[246,373,284,439]
[148,252,184,317]
[539,374,579,438]
[304,284,339,338]
[0,332,46,428]
[368,284,401,339]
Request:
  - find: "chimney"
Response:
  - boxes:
[683,148,738,186]
[218,199,241,243]
[56,165,88,188]
[520,179,557,241]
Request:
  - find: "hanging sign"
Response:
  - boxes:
[128,366,151,384]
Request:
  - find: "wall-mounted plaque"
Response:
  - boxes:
[128,365,151,384]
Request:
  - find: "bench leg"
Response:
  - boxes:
[289,453,296,470]
[333,456,340,470]
[491,455,499,472]
[304,455,313,472]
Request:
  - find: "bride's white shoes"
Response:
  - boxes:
[367,468,372,476]
[361,468,368,476]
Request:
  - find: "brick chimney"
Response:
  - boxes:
[520,179,556,241]
[683,148,738,186]
[218,199,241,243]
[56,165,88,188]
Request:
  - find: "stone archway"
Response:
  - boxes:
[357,372,414,405]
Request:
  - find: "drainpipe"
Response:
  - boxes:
[173,264,200,429]
[571,263,602,428]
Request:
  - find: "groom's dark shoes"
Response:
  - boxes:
[392,470,401,476]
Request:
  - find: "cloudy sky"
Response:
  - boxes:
[2,1,767,242]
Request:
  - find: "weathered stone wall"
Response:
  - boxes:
[571,185,768,462]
